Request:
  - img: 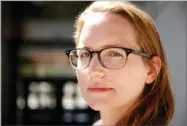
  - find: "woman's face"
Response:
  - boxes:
[76,13,150,111]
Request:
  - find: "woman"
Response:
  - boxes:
[66,1,174,126]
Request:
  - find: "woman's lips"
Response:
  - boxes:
[88,88,113,92]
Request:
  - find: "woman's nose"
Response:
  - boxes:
[88,54,105,78]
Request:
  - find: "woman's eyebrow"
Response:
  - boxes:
[76,45,111,51]
[76,46,90,50]
[102,44,123,48]
[77,43,125,50]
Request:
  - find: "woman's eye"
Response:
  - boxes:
[80,52,90,58]
[108,52,121,56]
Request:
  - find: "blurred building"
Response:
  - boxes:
[2,1,99,125]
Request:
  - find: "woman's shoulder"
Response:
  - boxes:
[92,119,103,126]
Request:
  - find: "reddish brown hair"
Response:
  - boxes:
[73,2,174,125]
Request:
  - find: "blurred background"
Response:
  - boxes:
[1,1,187,126]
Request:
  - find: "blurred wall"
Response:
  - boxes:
[143,1,187,126]
[155,2,186,126]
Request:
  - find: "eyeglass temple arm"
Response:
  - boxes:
[65,50,71,57]
[131,50,153,59]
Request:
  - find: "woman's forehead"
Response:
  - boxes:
[77,39,136,50]
[78,12,139,50]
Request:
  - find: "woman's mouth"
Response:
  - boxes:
[88,88,113,92]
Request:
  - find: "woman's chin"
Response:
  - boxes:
[88,103,110,111]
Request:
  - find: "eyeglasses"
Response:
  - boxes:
[66,47,153,70]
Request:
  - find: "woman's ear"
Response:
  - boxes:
[145,56,161,84]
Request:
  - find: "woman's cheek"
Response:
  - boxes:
[77,73,89,93]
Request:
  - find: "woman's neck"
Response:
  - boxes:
[100,107,128,126]
[99,98,138,126]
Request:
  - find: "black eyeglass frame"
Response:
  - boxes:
[66,47,153,69]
